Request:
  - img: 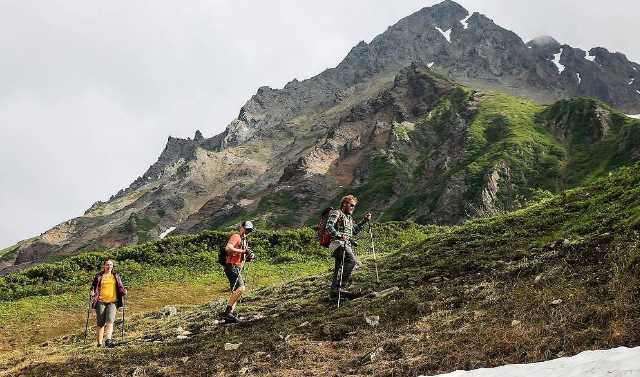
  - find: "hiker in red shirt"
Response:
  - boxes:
[221,220,255,323]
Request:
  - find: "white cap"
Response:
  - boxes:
[242,220,254,230]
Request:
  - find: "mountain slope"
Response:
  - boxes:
[5,0,640,273]
[2,161,640,376]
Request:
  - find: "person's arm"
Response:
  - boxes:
[325,210,344,240]
[116,273,127,296]
[225,235,245,255]
[89,275,98,296]
[353,212,372,236]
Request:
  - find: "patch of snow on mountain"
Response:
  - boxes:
[637,90,640,95]
[159,226,176,239]
[460,14,472,29]
[420,346,640,377]
[428,62,435,68]
[552,48,565,74]
[577,73,582,84]
[630,78,635,85]
[436,27,452,43]
[628,114,640,119]
[585,54,596,62]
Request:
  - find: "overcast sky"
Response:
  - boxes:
[1,0,639,250]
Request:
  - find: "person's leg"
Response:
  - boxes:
[223,265,245,322]
[95,302,106,346]
[104,303,117,346]
[228,285,246,308]
[340,245,357,290]
[330,246,344,296]
[104,323,113,340]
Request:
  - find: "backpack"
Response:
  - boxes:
[317,207,342,247]
[218,245,227,266]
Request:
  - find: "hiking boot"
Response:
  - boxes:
[330,289,357,300]
[105,339,116,348]
[96,343,102,348]
[221,311,239,323]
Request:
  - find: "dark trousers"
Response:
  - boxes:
[331,242,356,293]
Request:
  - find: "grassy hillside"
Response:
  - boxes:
[2,160,640,376]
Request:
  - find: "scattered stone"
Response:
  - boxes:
[365,315,380,327]
[211,320,220,326]
[285,335,293,342]
[176,335,189,340]
[182,330,192,336]
[181,356,189,364]
[255,351,268,358]
[557,351,568,357]
[511,320,521,326]
[359,347,385,365]
[373,286,400,298]
[298,321,310,328]
[176,326,184,333]
[161,306,177,317]
[563,239,571,246]
[551,299,563,306]
[534,275,542,283]
[224,342,241,351]
[239,367,250,374]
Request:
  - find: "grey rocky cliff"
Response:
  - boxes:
[6,0,640,273]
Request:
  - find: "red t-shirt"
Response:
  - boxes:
[226,233,245,267]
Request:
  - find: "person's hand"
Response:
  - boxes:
[245,252,255,262]
[89,290,94,297]
[364,212,373,222]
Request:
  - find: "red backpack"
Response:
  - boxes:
[317,207,341,247]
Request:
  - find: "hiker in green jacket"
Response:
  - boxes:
[326,195,372,300]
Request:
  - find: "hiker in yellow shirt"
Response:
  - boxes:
[89,259,127,348]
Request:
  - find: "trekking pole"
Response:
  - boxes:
[83,294,93,347]
[368,223,380,283]
[225,235,248,312]
[235,236,253,316]
[337,240,347,308]
[121,296,126,342]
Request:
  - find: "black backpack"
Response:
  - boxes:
[218,245,227,266]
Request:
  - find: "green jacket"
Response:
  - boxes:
[326,209,367,240]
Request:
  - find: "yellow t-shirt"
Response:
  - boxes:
[99,273,117,303]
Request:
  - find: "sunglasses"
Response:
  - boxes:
[347,203,356,208]
[245,228,253,233]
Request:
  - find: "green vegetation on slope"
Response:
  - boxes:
[2,161,640,376]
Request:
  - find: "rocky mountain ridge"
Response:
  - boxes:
[3,0,640,274]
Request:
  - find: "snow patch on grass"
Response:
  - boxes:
[423,347,640,377]
[627,114,640,119]
[576,73,582,84]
